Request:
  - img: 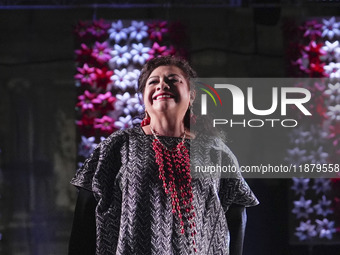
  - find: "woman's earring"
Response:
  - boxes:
[189,105,197,125]
[141,111,151,127]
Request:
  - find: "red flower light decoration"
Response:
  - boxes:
[148,42,171,60]
[92,91,116,113]
[91,41,111,65]
[304,41,326,65]
[74,63,96,87]
[307,82,328,121]
[94,67,114,91]
[148,21,168,42]
[74,20,91,40]
[75,43,93,65]
[87,19,110,41]
[300,20,322,39]
[94,115,116,135]
[77,90,97,112]
[309,62,327,77]
[333,197,340,218]
[328,123,340,147]
[76,114,95,137]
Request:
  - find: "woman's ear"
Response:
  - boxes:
[190,89,196,105]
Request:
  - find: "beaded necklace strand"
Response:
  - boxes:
[150,126,197,253]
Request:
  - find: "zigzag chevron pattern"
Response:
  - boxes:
[71,127,259,255]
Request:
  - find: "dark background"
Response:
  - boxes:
[0,1,339,254]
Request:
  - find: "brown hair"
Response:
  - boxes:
[136,56,222,137]
[137,56,197,129]
[137,56,197,94]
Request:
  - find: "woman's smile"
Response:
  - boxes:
[152,92,175,101]
[143,65,190,116]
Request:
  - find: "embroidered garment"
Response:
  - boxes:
[71,127,259,255]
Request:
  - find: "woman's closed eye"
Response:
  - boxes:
[166,76,181,85]
[148,80,159,85]
[168,78,179,83]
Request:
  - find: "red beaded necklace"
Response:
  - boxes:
[150,126,197,253]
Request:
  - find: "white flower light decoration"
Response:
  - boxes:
[124,93,144,116]
[315,218,336,239]
[288,126,311,146]
[322,17,340,40]
[291,178,310,196]
[114,115,133,130]
[114,92,132,117]
[293,51,309,73]
[314,195,333,217]
[324,82,340,105]
[292,196,314,219]
[77,161,84,169]
[131,43,150,65]
[78,136,97,158]
[129,21,148,42]
[312,178,331,194]
[109,45,132,68]
[285,147,308,166]
[326,104,340,122]
[127,69,141,91]
[132,117,142,126]
[109,20,128,43]
[307,146,329,164]
[305,125,328,146]
[295,220,317,241]
[321,41,340,62]
[111,69,133,91]
[324,62,340,79]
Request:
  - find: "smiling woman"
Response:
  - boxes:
[68,56,259,255]
[142,65,193,138]
[137,56,197,135]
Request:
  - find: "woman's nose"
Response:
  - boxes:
[157,79,170,90]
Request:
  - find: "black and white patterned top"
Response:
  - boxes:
[71,126,259,255]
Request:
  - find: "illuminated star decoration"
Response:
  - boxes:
[324,62,340,79]
[324,82,340,105]
[111,69,134,91]
[285,147,308,166]
[295,220,317,241]
[326,105,340,122]
[129,21,148,42]
[312,178,331,194]
[114,115,133,130]
[114,92,132,118]
[131,43,150,65]
[78,136,97,158]
[314,195,333,217]
[109,45,132,68]
[124,93,144,116]
[315,218,337,239]
[109,20,128,43]
[292,196,314,219]
[307,146,329,164]
[322,41,340,62]
[291,178,310,196]
[300,20,322,39]
[321,17,340,40]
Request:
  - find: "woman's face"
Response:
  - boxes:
[143,65,191,120]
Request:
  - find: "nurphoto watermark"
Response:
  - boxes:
[191,78,340,179]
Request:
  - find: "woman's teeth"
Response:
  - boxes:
[155,95,173,100]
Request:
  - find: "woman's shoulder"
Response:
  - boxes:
[70,127,144,190]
